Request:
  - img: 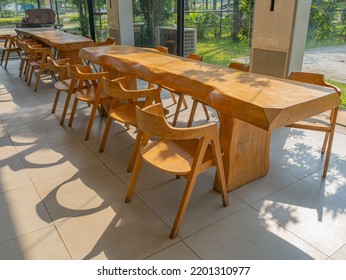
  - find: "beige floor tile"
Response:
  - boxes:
[138,175,247,238]
[270,129,338,178]
[9,120,80,152]
[85,123,138,163]
[303,157,346,202]
[145,242,200,260]
[232,165,299,205]
[35,164,127,222]
[0,226,71,260]
[0,155,32,193]
[330,244,346,260]
[106,157,180,194]
[56,198,176,259]
[0,185,52,244]
[0,123,6,138]
[253,180,346,256]
[184,207,327,260]
[2,107,57,134]
[20,142,101,183]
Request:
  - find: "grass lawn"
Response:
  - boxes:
[196,38,251,67]
[328,80,346,111]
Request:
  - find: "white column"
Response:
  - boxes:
[106,0,134,45]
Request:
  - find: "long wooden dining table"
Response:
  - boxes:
[15,28,94,64]
[79,45,341,191]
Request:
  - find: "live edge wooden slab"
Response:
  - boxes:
[80,45,341,191]
[15,28,93,64]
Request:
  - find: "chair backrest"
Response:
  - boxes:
[67,64,109,90]
[136,103,217,140]
[154,46,169,53]
[67,64,107,81]
[228,62,250,72]
[47,57,71,80]
[0,35,16,49]
[103,76,161,102]
[187,54,202,61]
[288,72,341,95]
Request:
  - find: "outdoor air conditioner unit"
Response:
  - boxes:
[155,26,197,57]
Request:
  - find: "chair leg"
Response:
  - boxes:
[52,90,61,113]
[34,67,44,92]
[211,139,229,207]
[170,172,199,239]
[202,104,210,120]
[187,99,199,127]
[19,59,25,77]
[99,116,113,153]
[127,131,142,172]
[84,102,99,141]
[0,50,5,65]
[4,51,10,69]
[172,93,185,127]
[60,91,73,125]
[27,66,35,86]
[169,91,177,104]
[24,62,30,80]
[125,154,143,202]
[68,98,79,127]
[322,130,334,178]
[321,132,330,155]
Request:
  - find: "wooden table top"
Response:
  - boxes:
[15,28,94,51]
[79,45,341,131]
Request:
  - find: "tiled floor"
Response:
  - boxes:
[1,59,346,260]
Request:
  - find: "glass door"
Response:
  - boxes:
[132,0,177,51]
[184,0,254,65]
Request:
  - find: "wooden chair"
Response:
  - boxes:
[173,54,210,127]
[66,64,111,140]
[14,37,38,77]
[286,72,341,178]
[27,46,54,92]
[126,103,229,239]
[99,77,162,171]
[21,42,44,81]
[47,57,78,115]
[0,34,21,69]
[228,62,250,72]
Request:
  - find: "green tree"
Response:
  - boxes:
[308,0,337,40]
[133,0,172,46]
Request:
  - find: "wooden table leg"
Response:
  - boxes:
[215,113,271,192]
[59,50,84,64]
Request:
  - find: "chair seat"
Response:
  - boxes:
[0,46,20,52]
[74,87,111,102]
[109,101,146,125]
[141,139,215,175]
[54,79,73,91]
[287,112,331,131]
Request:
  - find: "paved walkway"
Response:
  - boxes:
[302,44,346,84]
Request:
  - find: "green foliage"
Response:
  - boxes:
[0,16,21,26]
[69,15,80,22]
[0,10,16,18]
[308,0,337,40]
[196,38,250,66]
[328,80,346,111]
[132,0,173,46]
[237,0,253,45]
